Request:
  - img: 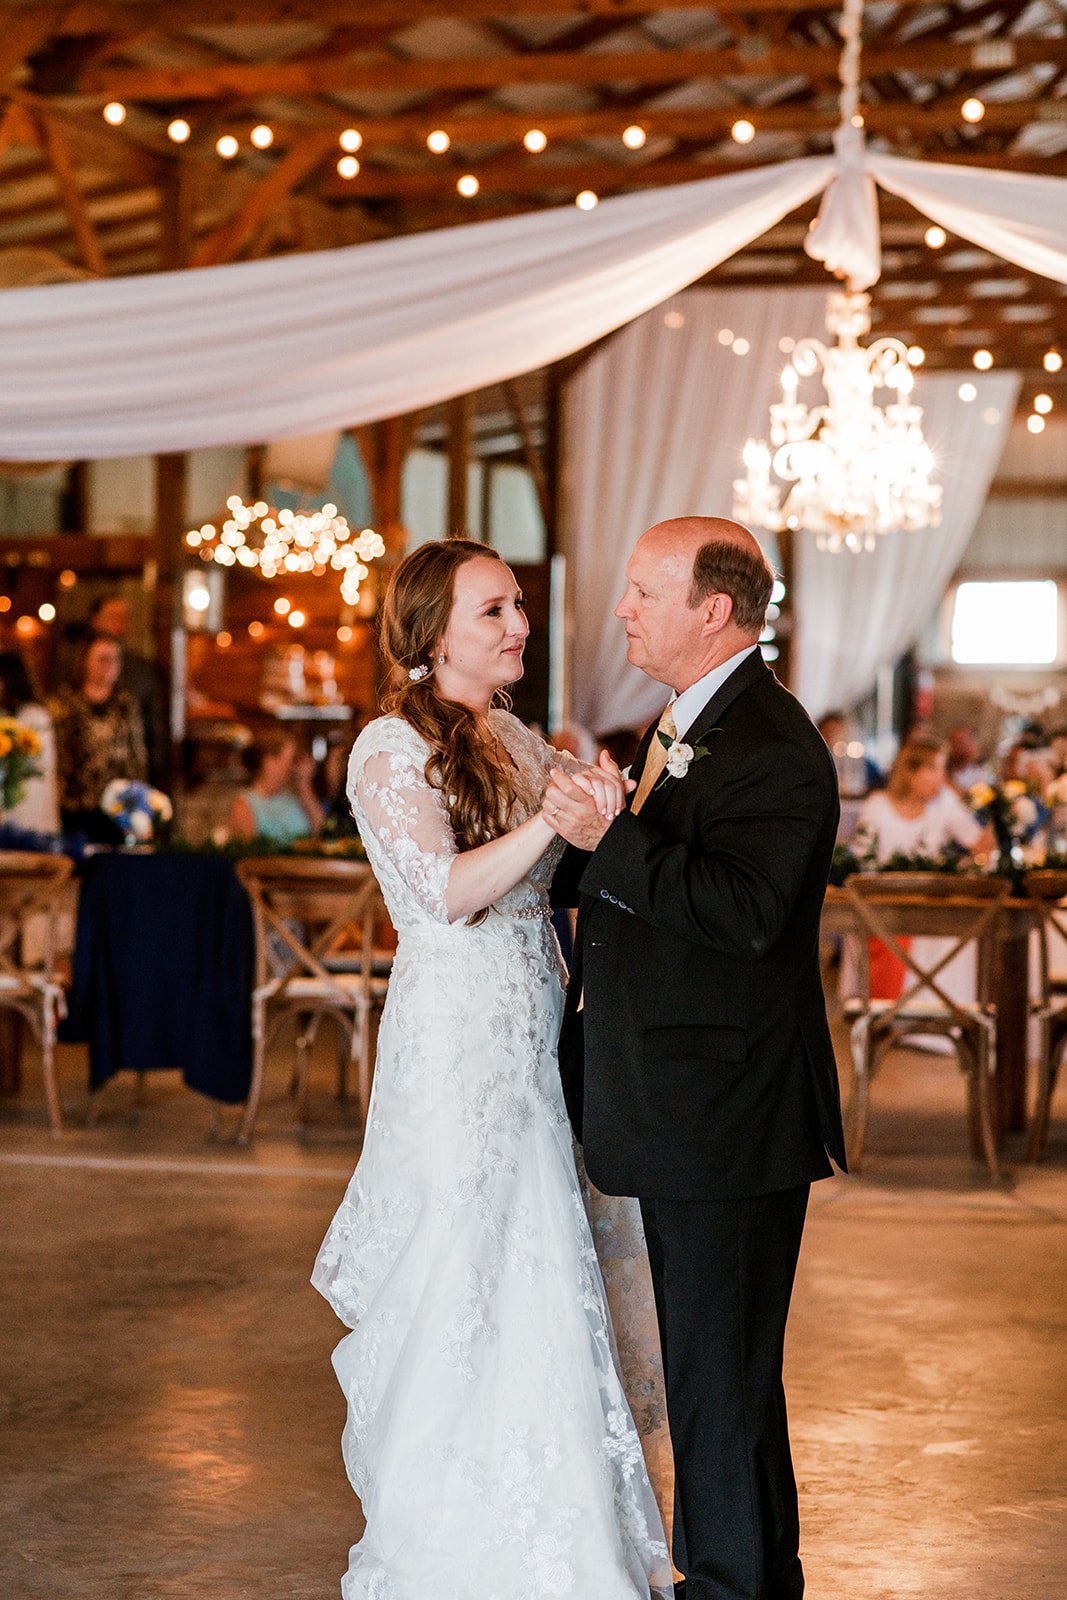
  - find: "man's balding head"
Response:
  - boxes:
[618,515,775,690]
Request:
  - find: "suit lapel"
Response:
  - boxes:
[635,651,771,824]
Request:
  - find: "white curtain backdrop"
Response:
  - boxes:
[562,291,1018,735]
[793,369,1019,719]
[562,287,829,734]
[0,159,830,460]
[0,149,1064,460]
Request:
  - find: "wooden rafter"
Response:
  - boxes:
[191,131,334,265]
[79,38,1067,100]
[27,109,107,274]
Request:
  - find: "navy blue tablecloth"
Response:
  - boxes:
[64,853,254,1103]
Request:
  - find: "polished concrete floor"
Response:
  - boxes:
[2,1032,1066,1600]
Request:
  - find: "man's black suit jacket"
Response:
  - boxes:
[556,650,846,1201]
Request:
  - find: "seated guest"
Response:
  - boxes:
[1003,739,1054,792]
[0,650,59,833]
[230,730,323,845]
[50,634,148,841]
[817,709,883,795]
[855,732,990,861]
[946,723,994,794]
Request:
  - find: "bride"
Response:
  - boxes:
[312,538,672,1600]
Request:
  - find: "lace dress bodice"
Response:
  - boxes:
[347,708,567,933]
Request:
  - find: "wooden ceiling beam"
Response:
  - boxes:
[191,130,335,264]
[77,39,1067,100]
[4,1,942,37]
[28,109,108,274]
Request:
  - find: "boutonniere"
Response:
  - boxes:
[652,727,722,792]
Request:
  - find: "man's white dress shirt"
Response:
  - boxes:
[668,644,759,741]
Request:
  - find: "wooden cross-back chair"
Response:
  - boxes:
[1022,870,1067,1162]
[841,873,1014,1180]
[0,852,74,1137]
[235,856,390,1144]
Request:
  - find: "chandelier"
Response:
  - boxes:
[732,289,943,553]
[732,0,942,554]
[186,497,386,606]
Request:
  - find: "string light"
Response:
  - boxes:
[427,129,451,154]
[973,349,994,370]
[961,97,985,123]
[248,620,265,639]
[15,616,34,637]
[274,596,291,615]
[288,610,307,628]
[732,336,750,355]
[103,102,126,126]
[1028,414,1046,434]
[167,118,191,144]
[907,345,925,366]
[523,129,547,153]
[1044,350,1063,373]
[576,190,598,210]
[718,328,735,346]
[38,603,56,623]
[339,128,363,153]
[337,155,360,178]
[216,134,239,159]
[250,124,274,149]
[0,597,10,613]
[457,173,479,197]
[924,225,946,249]
[191,498,385,607]
[622,125,647,150]
[58,569,77,589]
[731,119,756,144]
[337,625,353,643]
[1034,393,1053,415]
[217,631,232,648]
[958,381,977,402]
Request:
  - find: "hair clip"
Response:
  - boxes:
[408,664,430,682]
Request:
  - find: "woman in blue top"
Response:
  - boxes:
[230,729,324,844]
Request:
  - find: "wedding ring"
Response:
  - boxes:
[550,805,560,817]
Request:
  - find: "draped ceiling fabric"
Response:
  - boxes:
[0,150,1063,460]
[562,290,1019,735]
[0,159,830,460]
[562,286,829,735]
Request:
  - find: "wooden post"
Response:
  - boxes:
[446,394,471,537]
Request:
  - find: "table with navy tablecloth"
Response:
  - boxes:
[64,852,255,1104]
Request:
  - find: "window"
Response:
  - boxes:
[950,579,1059,666]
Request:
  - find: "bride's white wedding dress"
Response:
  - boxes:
[312,709,672,1600]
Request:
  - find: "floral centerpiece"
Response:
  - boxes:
[101,779,174,845]
[0,717,43,811]
[969,778,1049,878]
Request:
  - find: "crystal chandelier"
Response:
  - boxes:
[186,497,386,606]
[732,289,943,553]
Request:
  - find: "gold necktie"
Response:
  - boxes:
[631,704,676,815]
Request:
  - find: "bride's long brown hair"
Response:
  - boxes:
[380,538,524,856]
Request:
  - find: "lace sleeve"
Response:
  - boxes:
[348,722,456,924]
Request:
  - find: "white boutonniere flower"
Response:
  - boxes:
[652,727,721,793]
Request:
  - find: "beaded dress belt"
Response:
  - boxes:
[492,903,551,922]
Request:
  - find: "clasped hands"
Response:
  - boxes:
[543,752,636,850]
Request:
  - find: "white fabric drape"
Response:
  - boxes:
[0,159,830,460]
[792,369,1019,719]
[562,287,829,735]
[563,293,1018,735]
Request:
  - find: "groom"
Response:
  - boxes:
[547,517,845,1600]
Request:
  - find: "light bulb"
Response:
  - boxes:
[907,345,925,366]
[427,129,451,154]
[216,134,238,159]
[248,620,265,638]
[250,124,273,149]
[457,173,479,197]
[1043,350,1063,374]
[1034,393,1053,415]
[274,597,291,616]
[1027,414,1046,434]
[38,603,56,623]
[973,349,994,370]
[167,118,191,144]
[187,585,211,613]
[523,128,547,153]
[103,102,126,126]
[961,97,985,123]
[337,625,353,643]
[337,155,360,178]
[924,225,946,249]
[339,128,363,153]
[217,631,232,648]
[288,609,307,628]
[717,328,734,346]
[732,337,750,355]
[576,190,598,210]
[958,382,977,402]
[731,119,755,145]
[622,124,647,150]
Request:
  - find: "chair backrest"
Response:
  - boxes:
[0,852,74,980]
[1023,869,1067,1005]
[236,856,385,1003]
[842,872,1013,1022]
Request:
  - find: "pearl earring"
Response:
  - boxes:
[437,652,446,665]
